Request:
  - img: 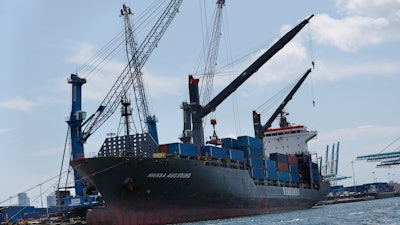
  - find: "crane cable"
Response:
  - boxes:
[255,77,300,116]
[57,126,71,194]
[222,8,242,135]
[306,24,316,107]
[75,1,167,82]
[379,136,400,154]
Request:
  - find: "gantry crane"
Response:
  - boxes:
[357,136,400,167]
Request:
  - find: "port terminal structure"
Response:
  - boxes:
[321,142,350,185]
[357,136,400,167]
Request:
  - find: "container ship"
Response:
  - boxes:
[71,119,329,224]
[66,2,329,224]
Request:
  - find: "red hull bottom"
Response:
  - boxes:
[86,203,308,225]
[87,206,253,225]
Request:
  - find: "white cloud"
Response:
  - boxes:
[0,96,65,112]
[239,0,400,85]
[310,14,389,52]
[0,96,37,112]
[254,40,309,84]
[313,59,400,82]
[335,0,400,18]
[0,128,13,135]
[63,39,126,78]
[142,69,184,98]
[32,146,62,156]
[210,30,311,94]
[64,41,96,64]
[314,125,400,146]
[309,0,400,51]
[65,40,185,103]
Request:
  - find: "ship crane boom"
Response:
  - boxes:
[68,0,183,197]
[181,0,225,144]
[201,0,225,106]
[189,15,314,147]
[253,68,312,139]
[80,0,183,142]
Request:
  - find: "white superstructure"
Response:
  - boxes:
[262,125,317,156]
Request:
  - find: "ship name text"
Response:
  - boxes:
[283,187,300,196]
[147,173,191,179]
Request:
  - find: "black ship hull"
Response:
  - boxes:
[71,157,329,224]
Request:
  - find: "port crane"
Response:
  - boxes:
[181,0,225,144]
[186,15,314,147]
[357,136,400,167]
[119,3,154,140]
[252,68,312,140]
[321,142,351,184]
[67,0,182,201]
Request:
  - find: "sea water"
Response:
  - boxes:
[182,197,400,225]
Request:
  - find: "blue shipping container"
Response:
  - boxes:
[264,159,277,170]
[168,143,198,158]
[221,138,238,149]
[296,153,311,164]
[312,168,320,184]
[312,168,319,177]
[241,146,263,158]
[228,149,245,162]
[251,168,265,179]
[312,162,318,169]
[248,157,264,168]
[237,136,262,148]
[201,146,227,159]
[289,164,299,173]
[312,175,320,184]
[266,169,278,180]
[270,153,288,163]
[278,171,290,181]
[290,173,300,182]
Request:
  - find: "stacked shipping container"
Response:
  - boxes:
[264,159,278,180]
[288,155,300,183]
[237,136,264,179]
[166,143,198,158]
[157,138,320,185]
[271,153,289,182]
[296,153,319,186]
[200,146,227,159]
[222,138,245,162]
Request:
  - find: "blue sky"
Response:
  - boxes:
[1,0,400,206]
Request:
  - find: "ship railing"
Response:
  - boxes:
[85,152,98,158]
[203,158,245,170]
[254,179,301,188]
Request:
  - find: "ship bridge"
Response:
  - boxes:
[262,125,317,156]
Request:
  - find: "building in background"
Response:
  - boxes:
[17,193,30,206]
[46,193,56,207]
